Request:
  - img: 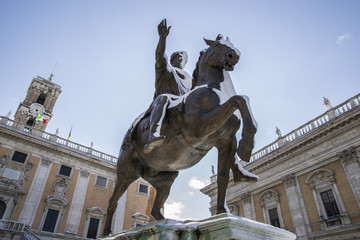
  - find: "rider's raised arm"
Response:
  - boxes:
[156,19,171,69]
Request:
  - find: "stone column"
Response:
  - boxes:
[65,169,90,235]
[338,147,360,208]
[281,173,309,240]
[241,192,254,220]
[19,157,53,226]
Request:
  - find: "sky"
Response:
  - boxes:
[1,0,359,221]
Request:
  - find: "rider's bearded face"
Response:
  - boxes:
[171,53,186,69]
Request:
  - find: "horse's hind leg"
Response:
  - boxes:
[103,146,142,236]
[144,171,179,220]
[215,137,237,214]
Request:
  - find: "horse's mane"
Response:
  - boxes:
[191,49,206,89]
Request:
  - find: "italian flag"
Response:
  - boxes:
[36,113,47,124]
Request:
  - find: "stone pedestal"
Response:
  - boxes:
[102,213,297,240]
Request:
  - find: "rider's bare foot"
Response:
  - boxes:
[144,136,166,153]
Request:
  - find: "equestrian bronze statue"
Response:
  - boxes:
[103,22,257,236]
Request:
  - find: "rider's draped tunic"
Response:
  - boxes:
[154,59,192,99]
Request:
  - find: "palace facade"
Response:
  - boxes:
[201,94,360,240]
[0,75,155,239]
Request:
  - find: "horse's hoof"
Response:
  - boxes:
[144,136,166,153]
[233,174,258,183]
[103,229,111,237]
[151,210,165,220]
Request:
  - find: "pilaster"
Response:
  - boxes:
[65,169,90,235]
[281,173,309,239]
[338,147,360,208]
[112,190,128,233]
[19,157,53,226]
[241,192,254,220]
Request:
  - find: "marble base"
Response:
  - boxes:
[102,213,297,240]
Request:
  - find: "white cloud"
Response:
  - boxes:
[188,176,210,190]
[336,32,351,44]
[188,191,194,195]
[164,199,185,220]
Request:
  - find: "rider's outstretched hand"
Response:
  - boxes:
[158,19,171,38]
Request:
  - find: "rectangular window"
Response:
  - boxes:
[268,208,281,228]
[96,176,107,187]
[321,190,340,217]
[59,165,72,177]
[11,151,27,164]
[139,184,148,195]
[42,209,59,232]
[86,217,100,239]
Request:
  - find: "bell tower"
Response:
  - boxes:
[14,74,62,131]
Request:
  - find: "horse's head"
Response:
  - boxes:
[203,34,241,71]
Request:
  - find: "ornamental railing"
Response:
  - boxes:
[35,75,62,89]
[0,219,24,232]
[0,116,118,165]
[24,226,42,240]
[0,219,41,240]
[247,93,360,165]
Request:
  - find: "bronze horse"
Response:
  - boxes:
[103,35,257,236]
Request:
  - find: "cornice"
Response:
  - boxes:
[0,127,116,173]
[247,112,360,173]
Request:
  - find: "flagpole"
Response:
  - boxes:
[68,125,73,140]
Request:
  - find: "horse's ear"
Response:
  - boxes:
[204,38,215,46]
[216,34,224,40]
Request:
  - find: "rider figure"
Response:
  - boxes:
[144,19,192,153]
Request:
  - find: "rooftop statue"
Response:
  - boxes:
[104,19,258,236]
[323,96,333,109]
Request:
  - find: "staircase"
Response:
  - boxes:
[0,219,41,240]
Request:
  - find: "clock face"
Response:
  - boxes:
[29,103,45,116]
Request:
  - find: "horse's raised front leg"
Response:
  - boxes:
[144,171,179,220]
[235,95,257,162]
[215,136,237,214]
[186,92,256,145]
[103,146,142,236]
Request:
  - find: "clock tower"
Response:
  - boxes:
[14,74,62,131]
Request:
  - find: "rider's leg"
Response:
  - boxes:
[144,95,169,153]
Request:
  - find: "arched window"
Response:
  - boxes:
[84,207,106,239]
[305,168,350,229]
[258,190,284,228]
[132,212,150,228]
[36,93,47,105]
[39,179,68,233]
[0,200,6,219]
[227,204,239,216]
